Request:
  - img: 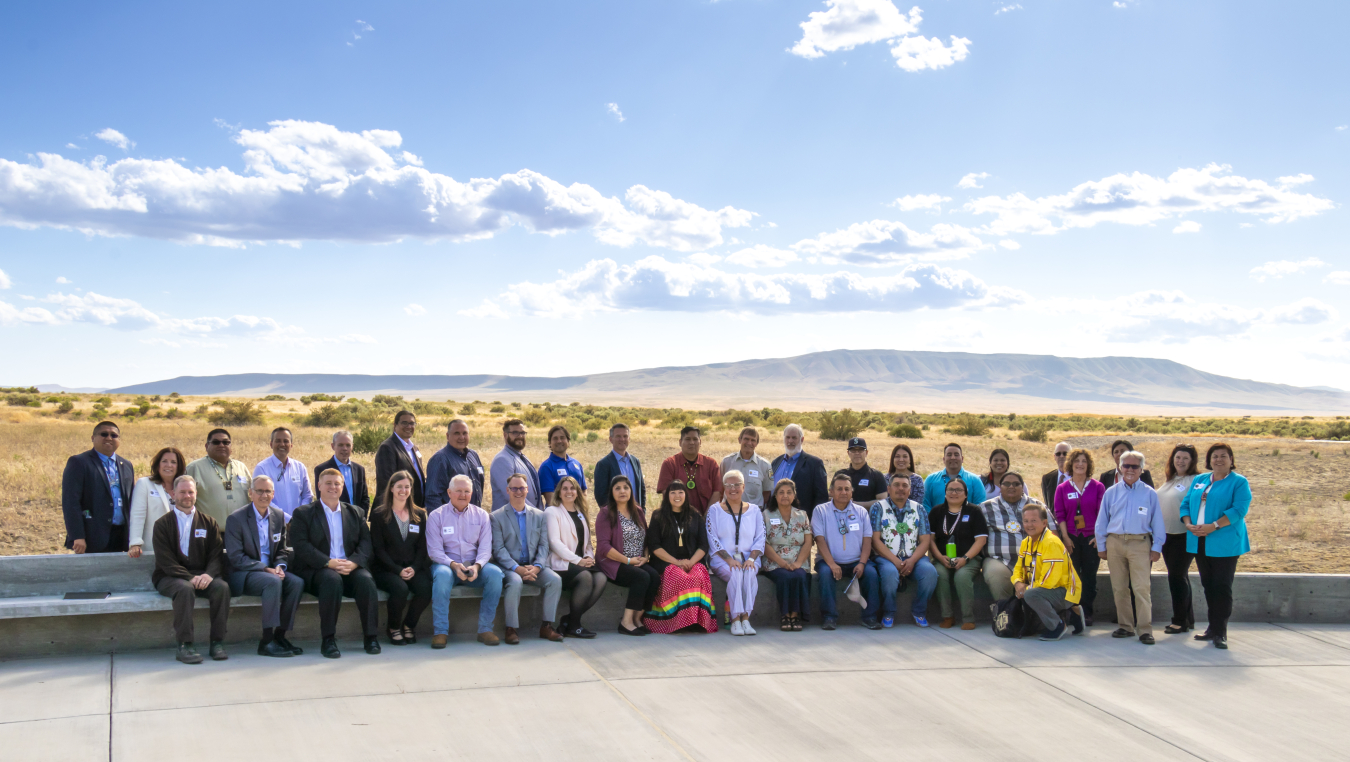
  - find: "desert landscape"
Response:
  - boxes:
[2,391,1347,573]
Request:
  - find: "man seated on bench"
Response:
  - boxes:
[151,475,230,664]
[1011,504,1084,641]
[428,474,503,648]
[225,475,305,658]
[290,469,381,659]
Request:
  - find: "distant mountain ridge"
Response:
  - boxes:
[100,350,1350,416]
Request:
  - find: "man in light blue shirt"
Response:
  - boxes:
[253,427,313,521]
[489,474,563,644]
[922,443,987,510]
[1096,450,1165,644]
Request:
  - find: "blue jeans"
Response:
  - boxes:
[763,567,810,615]
[431,562,503,635]
[815,558,879,621]
[871,556,938,619]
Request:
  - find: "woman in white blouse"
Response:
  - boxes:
[128,447,185,558]
[707,470,767,636]
[1159,444,1200,634]
[544,476,606,639]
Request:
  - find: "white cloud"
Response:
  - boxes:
[958,172,989,189]
[55,276,71,284]
[893,193,950,211]
[0,269,9,289]
[461,256,1019,318]
[399,151,423,167]
[1034,290,1335,344]
[998,239,1020,250]
[1325,271,1350,286]
[403,303,427,316]
[606,103,625,122]
[0,120,752,251]
[994,4,1022,13]
[1336,125,1347,132]
[356,20,374,31]
[965,164,1335,237]
[0,288,309,342]
[722,245,799,268]
[1172,220,1201,233]
[685,252,723,266]
[95,128,134,151]
[1249,257,1326,282]
[65,143,79,150]
[1278,174,1314,186]
[790,1,969,72]
[791,219,984,265]
[1267,298,1337,326]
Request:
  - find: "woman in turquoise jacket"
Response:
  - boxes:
[1179,442,1251,650]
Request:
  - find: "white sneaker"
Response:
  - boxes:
[742,620,757,636]
[731,619,745,636]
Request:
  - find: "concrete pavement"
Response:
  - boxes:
[3,622,1349,761]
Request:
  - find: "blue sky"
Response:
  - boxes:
[1,0,1348,391]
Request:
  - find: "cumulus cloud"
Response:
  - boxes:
[1034,290,1335,344]
[95,128,134,151]
[403,303,427,316]
[1267,297,1337,325]
[893,193,950,211]
[791,219,984,265]
[606,103,625,122]
[0,268,9,289]
[790,1,969,72]
[460,256,1018,318]
[998,239,1020,250]
[722,245,798,268]
[55,276,71,284]
[1249,257,1326,282]
[1325,271,1350,286]
[957,172,989,189]
[994,4,1022,13]
[965,164,1334,236]
[0,288,311,342]
[0,120,753,251]
[1172,220,1201,233]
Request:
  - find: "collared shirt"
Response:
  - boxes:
[539,453,587,494]
[185,457,251,528]
[491,447,541,510]
[332,457,355,503]
[980,495,1056,569]
[869,498,930,559]
[174,508,195,557]
[1095,479,1166,551]
[657,453,721,514]
[426,445,485,509]
[322,502,347,560]
[426,503,493,567]
[840,463,888,504]
[810,501,872,564]
[253,506,273,567]
[513,507,530,567]
[97,452,125,525]
[922,468,987,510]
[254,455,313,521]
[773,452,800,485]
[397,434,424,480]
[613,451,636,486]
[721,452,774,506]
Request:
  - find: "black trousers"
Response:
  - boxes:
[1066,533,1100,615]
[1162,533,1195,628]
[611,563,661,611]
[156,576,230,643]
[90,524,129,554]
[372,569,432,630]
[301,567,380,639]
[1195,537,1239,638]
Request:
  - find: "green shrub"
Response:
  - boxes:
[353,425,388,454]
[300,393,345,405]
[57,400,75,414]
[163,407,184,420]
[1018,426,1049,443]
[888,423,923,439]
[818,409,865,441]
[459,404,477,415]
[585,431,599,443]
[261,394,288,401]
[522,408,549,425]
[208,401,266,426]
[489,405,506,413]
[950,413,990,437]
[300,403,352,427]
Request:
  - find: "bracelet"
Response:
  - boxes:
[624,557,631,565]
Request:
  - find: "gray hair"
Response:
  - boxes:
[251,475,275,489]
[449,474,474,489]
[722,469,745,486]
[783,423,804,439]
[173,474,197,490]
[1119,450,1146,469]
[331,430,353,444]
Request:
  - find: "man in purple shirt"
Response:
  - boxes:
[428,474,503,647]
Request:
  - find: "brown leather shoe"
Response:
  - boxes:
[540,623,564,642]
[939,617,955,629]
[961,622,976,631]
[504,627,521,645]
[477,631,500,646]
[431,634,448,649]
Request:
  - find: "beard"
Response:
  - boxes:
[784,444,802,457]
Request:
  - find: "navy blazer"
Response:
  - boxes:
[288,499,374,578]
[62,449,135,552]
[314,456,371,518]
[770,451,829,519]
[593,451,646,508]
[224,503,291,573]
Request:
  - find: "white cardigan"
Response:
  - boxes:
[128,476,175,548]
[543,504,595,572]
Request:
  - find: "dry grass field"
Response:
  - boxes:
[2,398,1348,572]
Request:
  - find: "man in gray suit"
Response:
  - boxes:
[490,473,564,644]
[225,475,305,657]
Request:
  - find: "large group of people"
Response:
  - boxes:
[60,415,1254,663]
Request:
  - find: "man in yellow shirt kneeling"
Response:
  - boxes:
[1012,504,1085,641]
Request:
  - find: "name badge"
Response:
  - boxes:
[1137,506,1148,515]
[272,533,282,543]
[848,522,860,532]
[194,529,207,538]
[442,526,454,535]
[477,466,484,474]
[1193,483,1205,490]
[237,475,248,484]
[409,525,421,534]
[961,515,970,522]
[557,468,566,476]
[1068,492,1080,500]
[1174,482,1187,492]
[749,470,759,478]
[769,517,782,525]
[859,479,869,486]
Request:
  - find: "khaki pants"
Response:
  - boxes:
[982,558,1015,601]
[1106,534,1153,635]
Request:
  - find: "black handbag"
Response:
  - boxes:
[990,596,1041,639]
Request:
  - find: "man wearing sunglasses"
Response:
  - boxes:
[186,428,254,527]
[1096,451,1165,645]
[62,420,135,554]
[1040,441,1072,514]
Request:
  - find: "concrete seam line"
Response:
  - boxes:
[564,645,698,762]
[933,631,1209,761]
[1268,622,1350,653]
[107,653,114,762]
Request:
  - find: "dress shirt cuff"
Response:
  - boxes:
[508,560,519,570]
[276,563,287,571]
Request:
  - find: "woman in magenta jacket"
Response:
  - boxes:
[595,475,659,635]
[1053,448,1107,625]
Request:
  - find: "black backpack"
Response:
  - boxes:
[990,596,1042,638]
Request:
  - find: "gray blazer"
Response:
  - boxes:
[490,504,550,570]
[224,503,290,573]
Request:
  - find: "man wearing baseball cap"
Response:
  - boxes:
[837,437,888,509]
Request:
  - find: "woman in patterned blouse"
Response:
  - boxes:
[760,479,813,631]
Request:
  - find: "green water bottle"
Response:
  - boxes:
[946,541,957,558]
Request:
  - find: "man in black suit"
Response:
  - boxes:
[225,475,304,658]
[593,423,646,508]
[770,424,829,518]
[1040,441,1072,515]
[374,410,424,508]
[289,469,381,658]
[314,430,370,518]
[62,420,135,554]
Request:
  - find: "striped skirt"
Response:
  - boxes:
[643,563,718,633]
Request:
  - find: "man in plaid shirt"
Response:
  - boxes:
[980,471,1056,601]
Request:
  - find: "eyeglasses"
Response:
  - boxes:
[508,486,528,493]
[1054,452,1068,458]
[97,432,120,439]
[1120,464,1142,470]
[1001,481,1023,487]
[209,439,230,446]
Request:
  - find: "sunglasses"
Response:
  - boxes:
[1120,464,1142,470]
[1054,452,1068,457]
[209,439,231,446]
[97,432,120,439]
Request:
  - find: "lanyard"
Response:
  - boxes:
[683,459,700,490]
[728,504,745,548]
[1025,530,1045,582]
[942,508,962,539]
[210,460,235,491]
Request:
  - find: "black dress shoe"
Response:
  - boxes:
[1193,631,1214,641]
[1110,628,1133,639]
[321,637,341,659]
[1139,633,1156,645]
[209,641,229,661]
[1214,636,1228,650]
[1068,608,1084,636]
[570,626,597,639]
[175,642,204,665]
[364,636,382,655]
[1084,615,1094,627]
[274,635,303,655]
[258,639,294,657]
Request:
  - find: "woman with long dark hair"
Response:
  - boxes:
[129,446,185,558]
[545,476,606,638]
[1054,449,1105,625]
[1180,443,1251,649]
[886,444,925,508]
[981,448,1025,497]
[370,470,431,645]
[1159,444,1201,633]
[596,475,660,635]
[927,478,988,630]
[642,482,716,633]
[761,479,812,631]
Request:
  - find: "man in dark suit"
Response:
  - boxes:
[770,424,829,518]
[593,423,646,508]
[62,420,135,554]
[151,475,230,664]
[225,475,304,658]
[490,474,564,644]
[375,410,424,509]
[290,469,381,658]
[1040,441,1072,515]
[314,430,370,518]
[1100,439,1155,489]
